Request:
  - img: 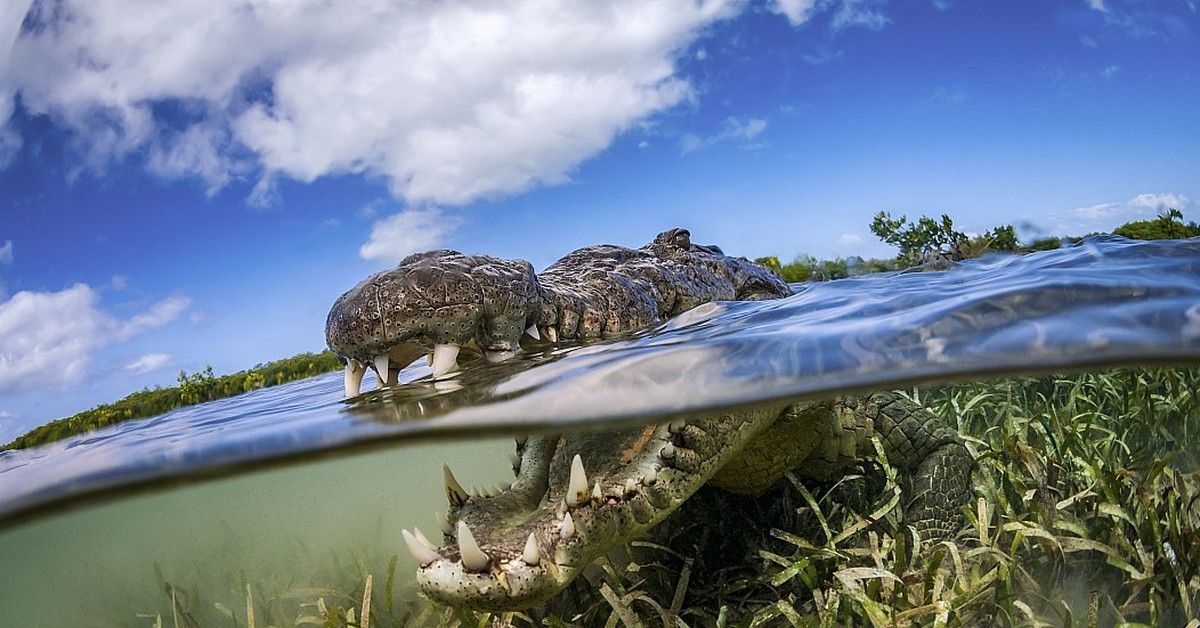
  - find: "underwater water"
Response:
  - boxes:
[0,236,1198,625]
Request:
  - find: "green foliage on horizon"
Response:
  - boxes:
[871,211,1021,267]
[2,351,342,451]
[755,254,898,282]
[1114,208,1200,241]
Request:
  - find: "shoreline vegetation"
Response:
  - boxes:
[1,351,341,451]
[4,208,1196,453]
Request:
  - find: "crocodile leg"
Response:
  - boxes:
[838,392,973,543]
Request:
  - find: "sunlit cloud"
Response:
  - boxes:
[4,0,743,208]
[680,116,768,154]
[0,240,12,265]
[0,285,189,394]
[359,207,463,263]
[771,0,821,25]
[124,353,173,375]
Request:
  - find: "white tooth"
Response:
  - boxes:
[560,513,575,540]
[426,353,434,366]
[374,354,391,386]
[443,464,469,507]
[624,479,638,495]
[643,467,658,486]
[431,343,460,377]
[567,454,588,507]
[413,527,437,552]
[402,529,440,567]
[522,533,541,565]
[343,360,365,398]
[435,511,452,536]
[592,481,602,501]
[457,521,491,572]
[669,419,687,433]
[544,326,558,343]
[525,325,540,340]
[509,452,521,474]
[484,349,516,363]
[661,443,676,460]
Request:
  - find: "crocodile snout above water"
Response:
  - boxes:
[325,228,791,395]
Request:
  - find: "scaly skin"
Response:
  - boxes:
[325,228,789,387]
[324,229,973,610]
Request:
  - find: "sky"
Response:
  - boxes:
[0,0,1197,442]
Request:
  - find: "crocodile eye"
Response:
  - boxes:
[673,229,691,249]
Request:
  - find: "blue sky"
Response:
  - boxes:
[0,0,1197,441]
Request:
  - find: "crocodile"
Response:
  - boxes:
[324,228,973,610]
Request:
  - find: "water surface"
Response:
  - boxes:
[1,236,1198,623]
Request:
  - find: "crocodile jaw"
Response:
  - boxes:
[406,407,783,610]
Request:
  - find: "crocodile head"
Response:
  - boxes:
[326,228,793,608]
[325,228,790,396]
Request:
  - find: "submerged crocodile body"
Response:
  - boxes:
[325,229,973,610]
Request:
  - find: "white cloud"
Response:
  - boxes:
[360,207,463,263]
[124,353,173,375]
[0,285,189,394]
[832,0,890,31]
[770,0,889,30]
[681,116,768,153]
[771,0,821,25]
[1027,192,1194,237]
[1129,192,1190,211]
[5,0,743,207]
[0,240,11,264]
[838,233,863,245]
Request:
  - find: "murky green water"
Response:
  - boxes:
[0,435,513,626]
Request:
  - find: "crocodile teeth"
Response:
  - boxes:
[567,454,588,507]
[524,324,540,340]
[560,513,575,540]
[543,326,558,343]
[413,527,436,551]
[343,360,365,398]
[522,533,540,565]
[509,452,521,475]
[402,529,440,567]
[643,467,658,486]
[484,349,516,363]
[374,354,391,386]
[624,479,638,495]
[431,343,460,378]
[668,419,687,433]
[443,464,469,507]
[592,481,602,501]
[435,511,452,536]
[457,521,490,572]
[660,443,676,461]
